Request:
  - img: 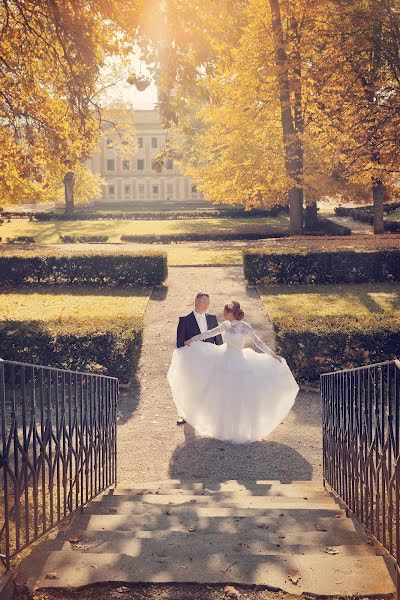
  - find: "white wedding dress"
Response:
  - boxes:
[167,320,299,444]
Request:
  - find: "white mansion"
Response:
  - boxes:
[86,109,202,205]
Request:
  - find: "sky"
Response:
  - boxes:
[101,54,158,110]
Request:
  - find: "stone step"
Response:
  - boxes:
[81,502,342,520]
[114,480,323,493]
[17,548,395,597]
[59,533,376,557]
[90,494,338,512]
[60,526,367,549]
[68,510,350,534]
[105,486,328,499]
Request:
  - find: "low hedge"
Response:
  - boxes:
[34,206,288,221]
[274,315,400,382]
[6,236,35,243]
[335,205,400,231]
[60,235,109,243]
[0,251,167,286]
[121,231,290,243]
[244,249,400,284]
[0,319,142,382]
[304,217,351,236]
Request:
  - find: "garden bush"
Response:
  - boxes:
[243,249,400,284]
[120,231,289,243]
[60,235,109,243]
[274,315,400,382]
[0,318,142,382]
[34,206,288,221]
[6,236,36,243]
[304,217,351,236]
[0,250,167,286]
[335,204,400,231]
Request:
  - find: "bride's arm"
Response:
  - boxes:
[244,323,282,362]
[186,321,227,344]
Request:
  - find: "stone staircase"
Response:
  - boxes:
[17,479,396,597]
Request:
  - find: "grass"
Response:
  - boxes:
[0,216,289,244]
[258,282,400,321]
[0,287,149,332]
[387,208,400,221]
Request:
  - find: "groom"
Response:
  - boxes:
[175,292,223,425]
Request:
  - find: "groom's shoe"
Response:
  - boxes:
[176,417,186,425]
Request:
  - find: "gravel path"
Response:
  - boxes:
[117,267,322,485]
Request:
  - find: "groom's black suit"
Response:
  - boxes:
[177,312,223,348]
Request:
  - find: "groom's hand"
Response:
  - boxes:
[184,339,193,346]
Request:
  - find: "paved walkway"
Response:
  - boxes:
[117,266,322,485]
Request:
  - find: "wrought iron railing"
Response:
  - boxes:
[321,359,400,593]
[0,359,118,570]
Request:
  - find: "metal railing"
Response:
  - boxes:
[0,359,118,570]
[321,359,400,593]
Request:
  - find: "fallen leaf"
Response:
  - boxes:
[45,572,58,580]
[68,536,82,544]
[188,525,197,532]
[324,547,339,555]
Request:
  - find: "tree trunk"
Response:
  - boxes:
[372,177,385,233]
[304,201,318,228]
[289,188,304,233]
[269,0,303,235]
[64,171,75,214]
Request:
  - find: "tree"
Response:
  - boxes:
[310,0,400,233]
[0,0,142,205]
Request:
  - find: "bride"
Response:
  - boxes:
[167,300,299,444]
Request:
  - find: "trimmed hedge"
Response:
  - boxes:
[34,206,288,221]
[0,319,142,382]
[274,315,400,382]
[0,251,167,286]
[60,235,109,243]
[7,236,35,243]
[304,217,351,236]
[121,231,290,243]
[244,249,400,284]
[335,204,400,231]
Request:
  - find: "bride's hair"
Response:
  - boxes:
[224,300,244,321]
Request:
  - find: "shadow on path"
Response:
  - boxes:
[169,428,313,484]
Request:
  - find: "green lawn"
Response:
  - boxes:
[387,208,400,221]
[0,216,289,244]
[259,282,400,321]
[0,287,149,333]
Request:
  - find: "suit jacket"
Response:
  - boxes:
[177,312,224,348]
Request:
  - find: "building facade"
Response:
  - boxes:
[86,109,202,204]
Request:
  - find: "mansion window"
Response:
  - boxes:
[122,160,130,171]
[151,137,158,148]
[108,184,115,195]
[137,159,144,170]
[152,184,159,195]
[138,137,143,148]
[191,184,197,193]
[166,183,174,195]
[138,184,145,195]
[166,158,174,170]
[124,184,131,195]
[106,159,115,171]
